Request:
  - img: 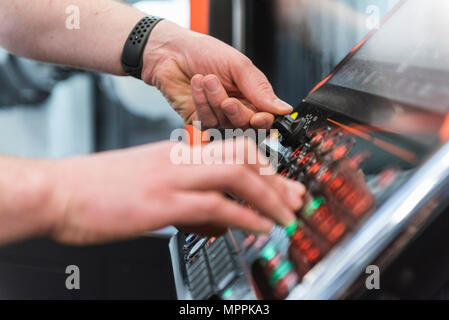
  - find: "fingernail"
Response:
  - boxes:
[204,77,219,92]
[286,180,305,210]
[274,99,293,113]
[223,102,239,116]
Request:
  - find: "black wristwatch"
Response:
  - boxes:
[121,15,164,79]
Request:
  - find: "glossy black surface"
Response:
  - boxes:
[244,0,398,106]
[317,0,449,147]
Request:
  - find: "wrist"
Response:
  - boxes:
[0,158,56,242]
[140,19,191,86]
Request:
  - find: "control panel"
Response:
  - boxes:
[169,101,416,300]
[169,0,449,299]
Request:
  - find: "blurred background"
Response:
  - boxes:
[0,0,397,299]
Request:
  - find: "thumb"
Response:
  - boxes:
[232,58,293,115]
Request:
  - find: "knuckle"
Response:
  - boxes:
[255,80,274,95]
[239,56,253,69]
[263,192,279,211]
[202,193,224,218]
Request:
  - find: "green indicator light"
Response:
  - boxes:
[223,288,233,299]
[261,243,277,261]
[304,196,326,217]
[270,261,293,286]
[285,220,299,237]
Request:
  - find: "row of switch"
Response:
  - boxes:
[185,235,238,299]
[258,243,299,299]
[255,118,375,298]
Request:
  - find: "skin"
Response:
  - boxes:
[0,0,304,245]
[142,20,294,129]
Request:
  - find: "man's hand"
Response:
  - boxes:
[0,1,291,129]
[43,138,304,245]
[141,21,293,130]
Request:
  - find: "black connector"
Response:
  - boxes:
[273,115,311,147]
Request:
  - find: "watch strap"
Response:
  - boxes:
[121,15,164,79]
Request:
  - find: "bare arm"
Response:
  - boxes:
[0,0,144,75]
[0,156,53,244]
[0,0,293,129]
[0,140,304,246]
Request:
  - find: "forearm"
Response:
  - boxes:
[0,0,146,75]
[0,156,54,245]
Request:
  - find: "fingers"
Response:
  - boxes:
[250,112,275,130]
[173,192,275,234]
[176,138,303,226]
[191,73,281,130]
[202,75,233,128]
[232,58,293,115]
[214,166,296,225]
[240,138,306,213]
[221,98,254,128]
[191,75,218,129]
[271,175,306,212]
